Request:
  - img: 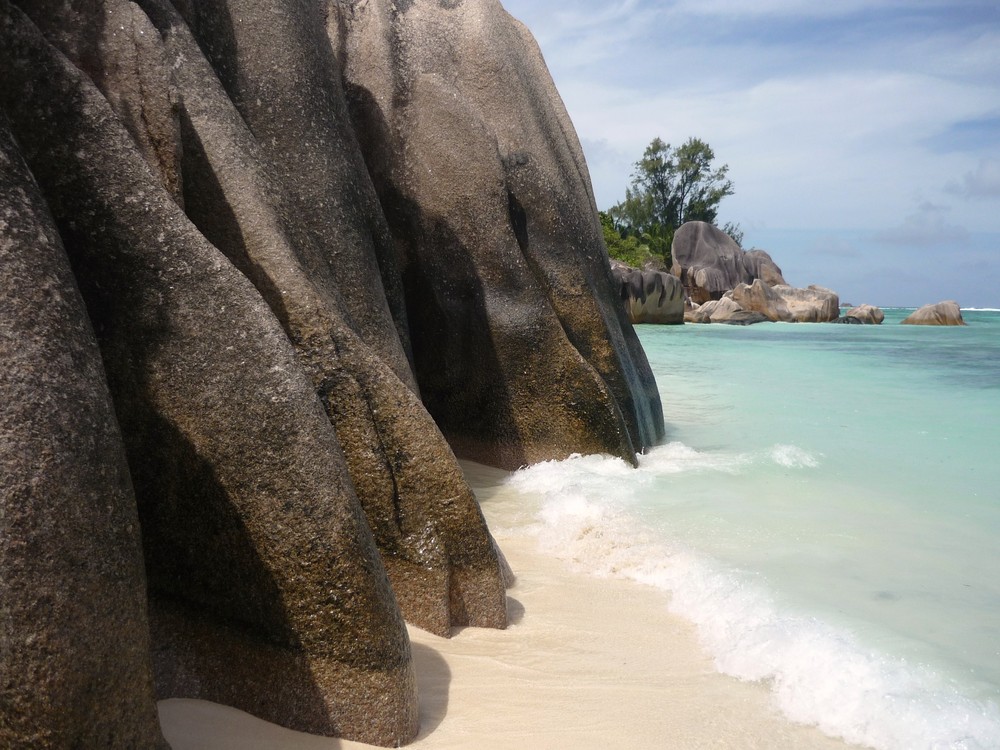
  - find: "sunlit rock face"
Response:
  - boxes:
[772,285,840,323]
[731,281,840,324]
[333,0,665,469]
[1,0,663,745]
[902,301,966,326]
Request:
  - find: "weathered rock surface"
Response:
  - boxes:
[902,301,966,326]
[671,221,786,304]
[333,0,664,468]
[1,7,418,743]
[139,0,506,639]
[730,279,795,322]
[772,285,840,323]
[843,304,885,325]
[611,262,685,324]
[0,110,167,750]
[1,0,665,745]
[729,280,839,323]
[687,296,767,325]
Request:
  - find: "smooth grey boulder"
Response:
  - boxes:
[0,110,166,750]
[671,222,789,306]
[844,304,885,324]
[902,301,966,326]
[138,0,508,638]
[671,222,751,304]
[612,262,685,324]
[718,310,770,326]
[1,6,418,744]
[332,0,664,469]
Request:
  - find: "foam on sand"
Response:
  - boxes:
[157,462,850,750]
[506,451,1000,750]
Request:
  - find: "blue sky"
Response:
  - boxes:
[502,0,1000,307]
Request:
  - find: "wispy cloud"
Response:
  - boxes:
[946,158,1000,199]
[501,0,1000,302]
[873,202,970,247]
[504,0,999,222]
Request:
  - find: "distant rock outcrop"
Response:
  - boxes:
[730,279,795,322]
[688,297,767,325]
[671,221,785,304]
[720,280,839,324]
[772,285,840,323]
[0,0,664,746]
[902,301,966,326]
[611,262,685,324]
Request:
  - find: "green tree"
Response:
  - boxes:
[607,137,739,262]
[600,211,659,268]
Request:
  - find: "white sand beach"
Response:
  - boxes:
[158,463,851,750]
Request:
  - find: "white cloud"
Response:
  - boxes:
[665,0,912,19]
[502,0,1000,230]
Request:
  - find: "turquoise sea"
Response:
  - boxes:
[503,309,1000,749]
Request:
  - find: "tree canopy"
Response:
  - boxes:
[604,137,741,267]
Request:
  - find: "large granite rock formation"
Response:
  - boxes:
[139,0,507,639]
[671,221,785,304]
[672,222,839,325]
[902,301,966,326]
[0,112,167,750]
[2,6,417,742]
[0,0,663,746]
[333,0,664,468]
[611,262,685,324]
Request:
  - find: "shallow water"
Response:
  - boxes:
[501,309,1000,750]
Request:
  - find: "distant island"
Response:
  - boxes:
[611,222,966,326]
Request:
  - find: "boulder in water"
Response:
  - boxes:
[730,279,795,322]
[843,304,885,324]
[771,285,840,323]
[902,301,966,326]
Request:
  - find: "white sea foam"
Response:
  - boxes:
[507,451,1000,750]
[770,443,820,468]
